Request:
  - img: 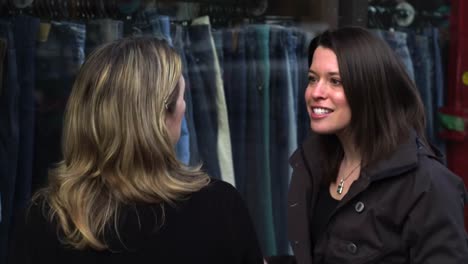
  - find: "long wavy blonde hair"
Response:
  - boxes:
[34,37,210,250]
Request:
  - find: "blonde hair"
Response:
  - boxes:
[35,37,210,250]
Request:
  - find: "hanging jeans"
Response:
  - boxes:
[185,23,221,179]
[244,24,277,257]
[296,30,313,145]
[223,28,247,190]
[85,19,123,56]
[373,29,415,81]
[0,20,19,264]
[407,34,435,144]
[424,27,446,161]
[33,21,86,191]
[126,10,172,43]
[191,16,234,186]
[269,25,295,255]
[11,14,40,225]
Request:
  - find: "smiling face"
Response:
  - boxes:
[305,46,352,135]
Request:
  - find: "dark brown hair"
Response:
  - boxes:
[308,26,427,183]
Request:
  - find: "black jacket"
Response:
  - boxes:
[9,179,263,264]
[287,133,468,264]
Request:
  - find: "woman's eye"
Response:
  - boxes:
[330,78,342,86]
[308,76,317,83]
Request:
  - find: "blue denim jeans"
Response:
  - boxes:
[0,20,19,264]
[244,24,277,256]
[296,30,312,145]
[407,33,436,143]
[373,29,415,81]
[423,27,446,161]
[85,19,123,56]
[11,15,40,221]
[222,27,247,191]
[126,10,172,45]
[212,30,224,74]
[175,117,190,165]
[185,24,221,179]
[34,21,86,191]
[269,25,295,255]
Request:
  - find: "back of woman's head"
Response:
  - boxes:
[39,37,209,250]
[308,26,427,165]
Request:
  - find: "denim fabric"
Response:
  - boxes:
[0,38,6,95]
[33,21,86,191]
[0,20,19,264]
[423,27,446,161]
[127,10,172,45]
[185,24,221,179]
[222,28,247,191]
[373,29,415,81]
[425,28,445,108]
[192,17,234,186]
[85,19,123,56]
[257,27,274,251]
[175,117,190,165]
[245,24,277,256]
[407,34,435,144]
[175,115,189,165]
[173,25,200,166]
[269,25,294,255]
[212,29,224,74]
[296,30,313,144]
[284,28,298,179]
[155,15,171,45]
[11,15,40,218]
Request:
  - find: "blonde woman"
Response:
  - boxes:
[9,37,263,264]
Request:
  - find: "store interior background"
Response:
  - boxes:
[0,0,466,261]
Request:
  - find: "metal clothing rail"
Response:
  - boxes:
[0,0,268,20]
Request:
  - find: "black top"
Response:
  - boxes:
[9,179,263,264]
[310,184,339,246]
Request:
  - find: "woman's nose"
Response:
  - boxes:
[305,82,326,101]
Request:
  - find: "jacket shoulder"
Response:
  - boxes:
[413,155,466,200]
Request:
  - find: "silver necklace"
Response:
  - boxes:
[337,163,361,195]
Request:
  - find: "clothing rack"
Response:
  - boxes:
[368,4,449,28]
[0,0,267,19]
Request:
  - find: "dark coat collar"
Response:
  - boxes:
[290,131,442,184]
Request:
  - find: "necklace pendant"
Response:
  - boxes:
[337,179,344,194]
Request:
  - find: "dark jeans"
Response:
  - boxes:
[0,20,19,264]
[295,30,311,145]
[373,29,415,81]
[11,15,40,225]
[244,24,277,256]
[423,27,446,161]
[33,21,86,191]
[222,27,247,192]
[270,25,295,255]
[185,24,221,179]
[407,34,435,144]
[126,9,171,44]
[85,19,123,56]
